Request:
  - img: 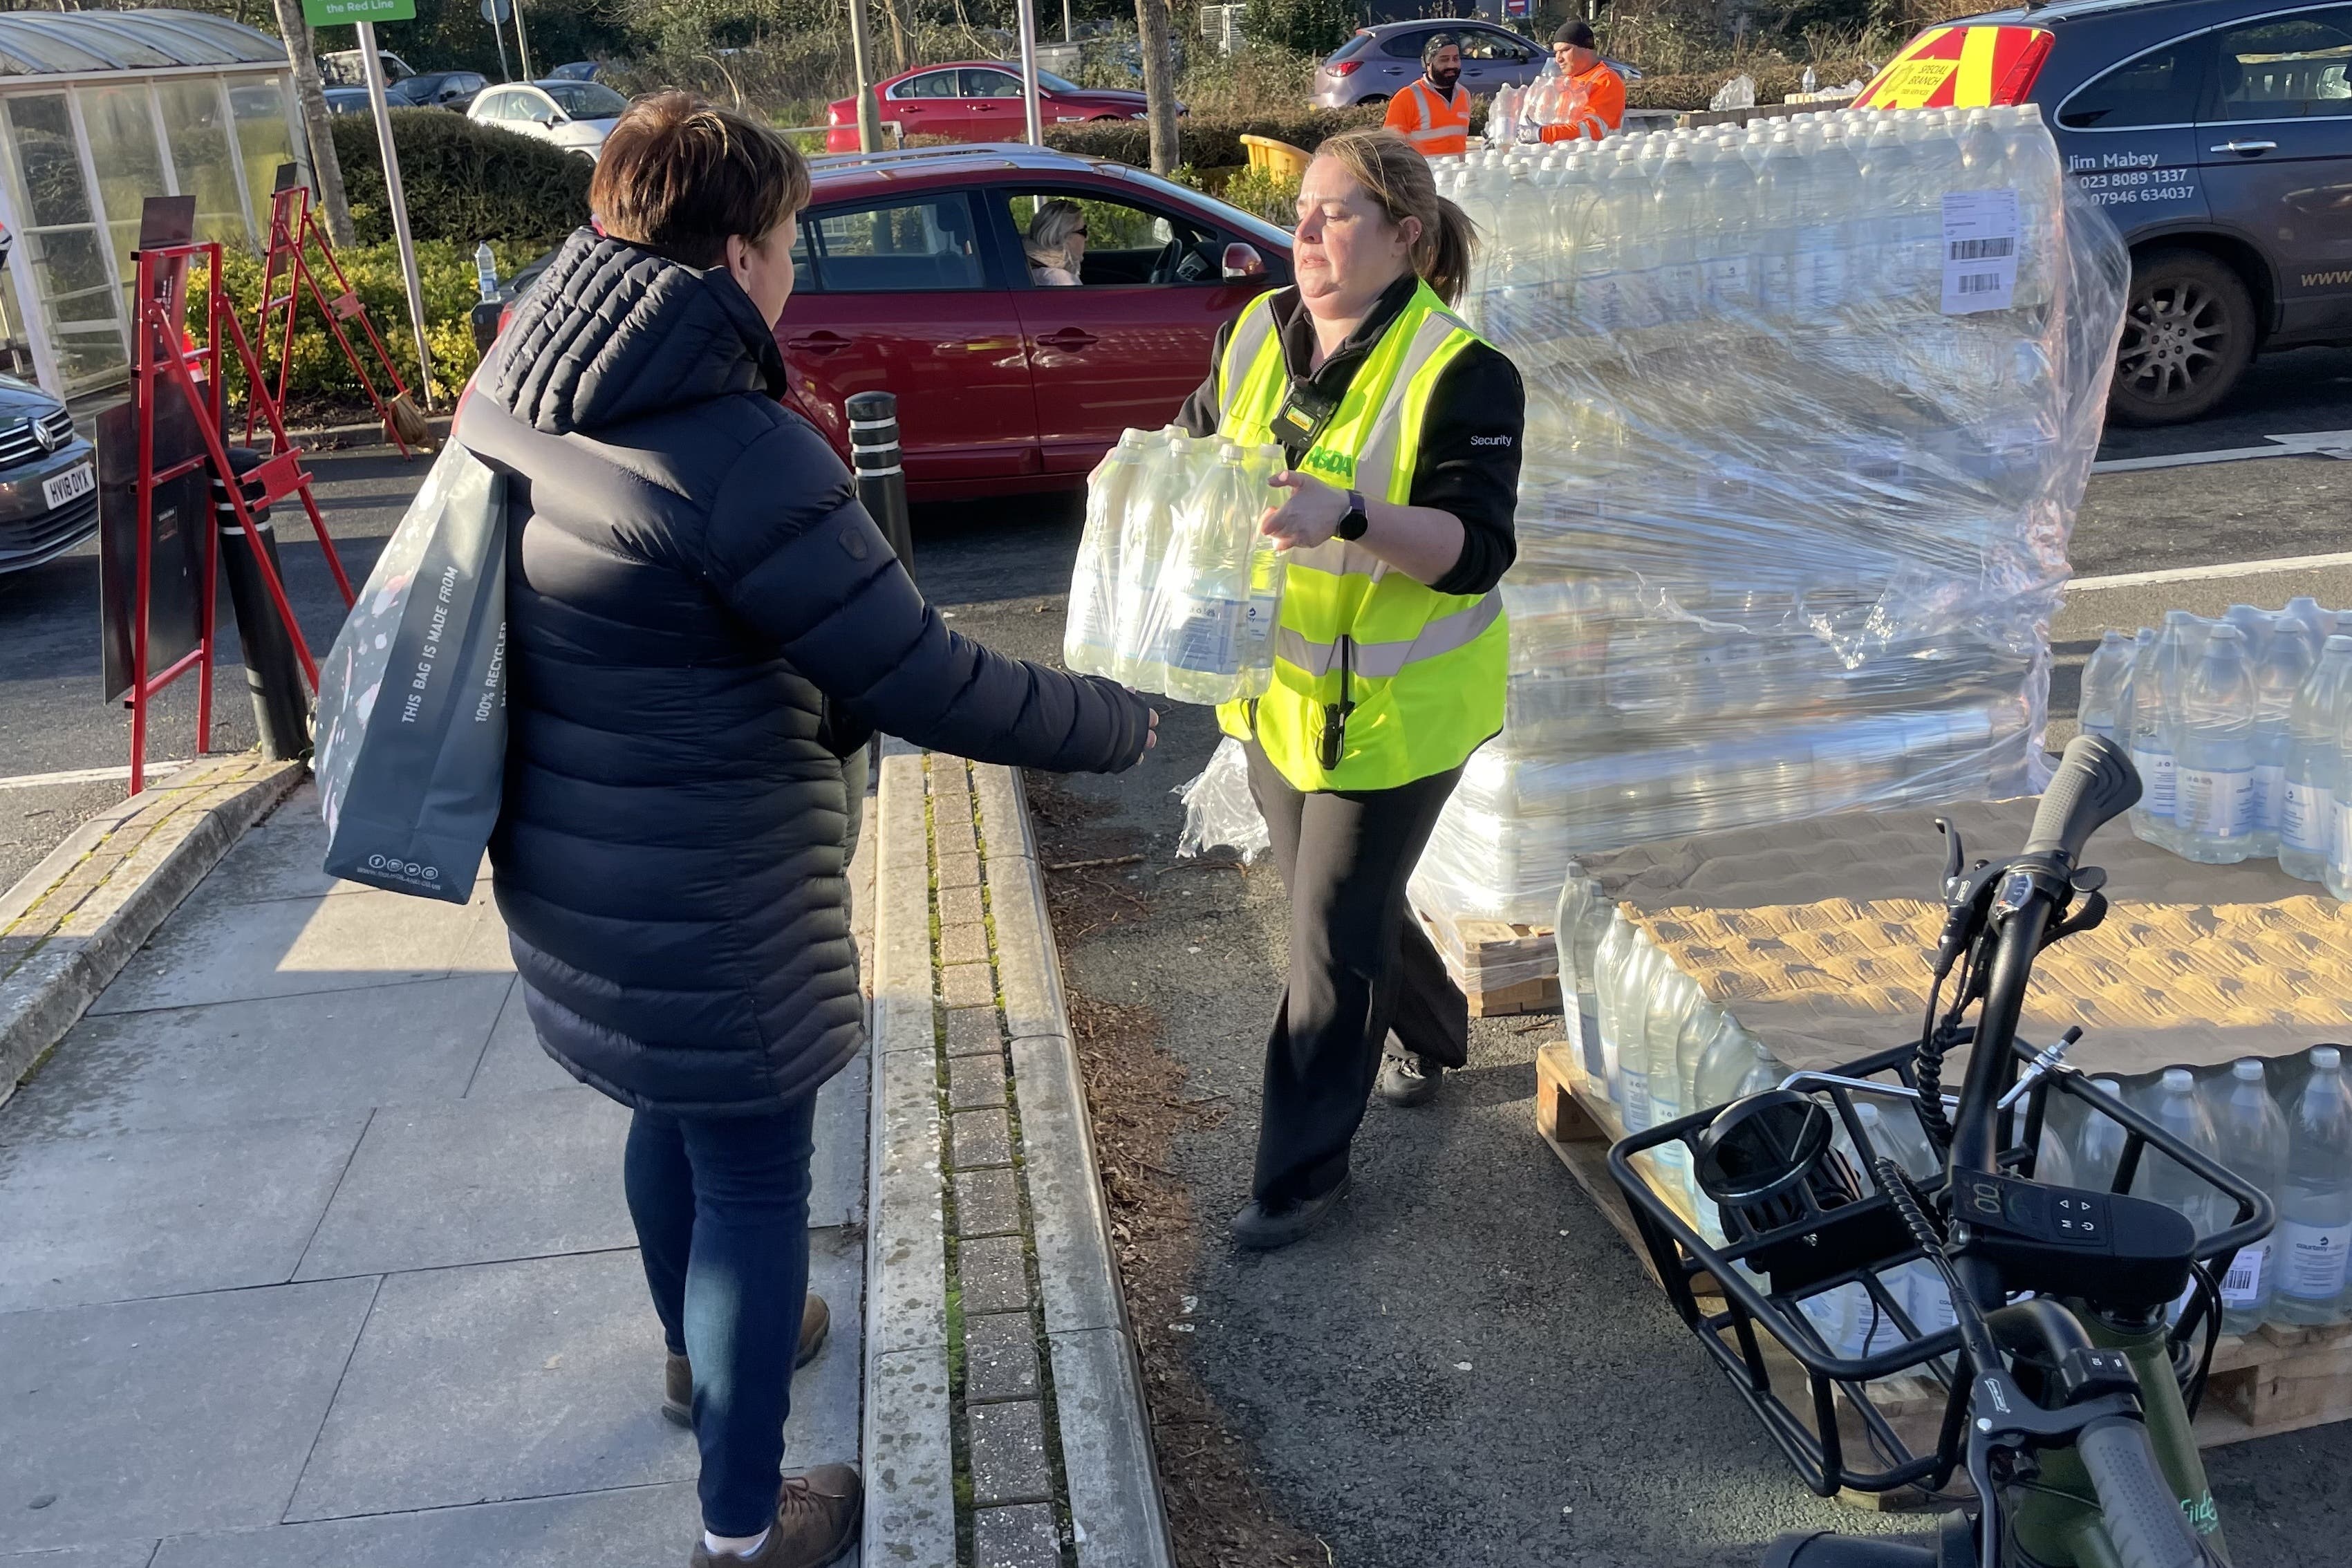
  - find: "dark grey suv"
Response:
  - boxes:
[0,378,95,575]
[1887,0,2352,423]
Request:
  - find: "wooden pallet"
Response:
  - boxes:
[1530,1042,2352,1457]
[1431,915,1560,1018]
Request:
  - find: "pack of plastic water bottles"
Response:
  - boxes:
[2079,599,2352,896]
[1064,429,1287,706]
[1404,105,2131,942]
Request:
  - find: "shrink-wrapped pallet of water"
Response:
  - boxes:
[1407,105,2131,1000]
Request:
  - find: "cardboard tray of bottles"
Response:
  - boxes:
[1535,792,2352,1454]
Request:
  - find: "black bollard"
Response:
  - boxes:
[845,390,915,584]
[213,448,312,761]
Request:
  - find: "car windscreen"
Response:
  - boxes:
[1037,70,1083,93]
[544,82,627,118]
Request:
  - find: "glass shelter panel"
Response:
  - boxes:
[1,91,123,389]
[158,77,250,248]
[78,83,168,277]
[228,76,296,238]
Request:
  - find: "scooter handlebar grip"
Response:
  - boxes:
[2023,733,2142,863]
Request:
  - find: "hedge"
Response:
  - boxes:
[194,236,532,407]
[1627,59,1878,112]
[330,109,592,254]
[1042,106,1384,171]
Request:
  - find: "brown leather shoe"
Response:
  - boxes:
[686,1465,862,1567]
[663,1294,832,1427]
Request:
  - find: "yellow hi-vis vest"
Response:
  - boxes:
[1213,282,1508,792]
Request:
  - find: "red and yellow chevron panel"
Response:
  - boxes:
[1855,24,2055,110]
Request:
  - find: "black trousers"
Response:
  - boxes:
[1244,738,1468,1208]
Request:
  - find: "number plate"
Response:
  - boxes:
[42,461,93,510]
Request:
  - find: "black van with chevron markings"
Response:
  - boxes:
[1867,0,2352,424]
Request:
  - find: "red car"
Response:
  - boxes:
[777,144,1291,500]
[824,62,1175,153]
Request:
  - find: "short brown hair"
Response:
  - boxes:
[588,91,810,270]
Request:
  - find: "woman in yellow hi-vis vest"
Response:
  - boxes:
[1170,129,1524,1250]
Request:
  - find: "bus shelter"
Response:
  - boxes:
[0,8,304,401]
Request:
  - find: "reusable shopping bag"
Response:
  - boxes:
[315,441,507,902]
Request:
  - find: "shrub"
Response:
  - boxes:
[1217,164,1303,226]
[329,110,592,254]
[1242,0,1361,60]
[1625,58,1878,110]
[194,237,532,407]
[1043,106,1382,171]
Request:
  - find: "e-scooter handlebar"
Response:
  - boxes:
[2023,734,2143,864]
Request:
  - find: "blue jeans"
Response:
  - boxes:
[624,1096,818,1536]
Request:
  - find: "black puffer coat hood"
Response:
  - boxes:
[457,230,1149,1116]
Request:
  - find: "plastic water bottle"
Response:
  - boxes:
[2252,614,2318,856]
[1754,131,1801,324]
[1065,431,1148,676]
[2078,629,2131,743]
[1652,140,1706,325]
[1616,930,1667,1130]
[2283,635,2352,881]
[2273,1047,2352,1326]
[2283,595,2332,647]
[2127,613,2192,850]
[1112,435,1188,691]
[2134,1067,2230,1320]
[2174,622,2258,863]
[1863,1102,1957,1336]
[1642,969,1704,1159]
[1592,910,1640,1109]
[2075,1079,2132,1192]
[474,241,500,303]
[1674,1001,1728,1131]
[1554,872,1600,1085]
[2206,1058,2288,1332]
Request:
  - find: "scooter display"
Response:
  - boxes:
[1607,734,2275,1567]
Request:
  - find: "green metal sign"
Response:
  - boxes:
[300,0,416,24]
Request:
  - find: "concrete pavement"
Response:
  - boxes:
[0,782,870,1566]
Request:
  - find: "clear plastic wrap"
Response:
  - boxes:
[1065,429,1287,707]
[1173,735,1271,862]
[1410,106,2129,937]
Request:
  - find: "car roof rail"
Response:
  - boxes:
[810,142,1110,180]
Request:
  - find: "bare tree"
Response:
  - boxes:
[269,0,355,246]
[1132,0,1179,175]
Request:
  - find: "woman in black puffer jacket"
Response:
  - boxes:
[454,95,1150,1568]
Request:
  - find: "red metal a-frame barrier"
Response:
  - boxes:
[248,182,419,458]
[124,238,355,793]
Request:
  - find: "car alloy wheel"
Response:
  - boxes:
[2108,248,2255,427]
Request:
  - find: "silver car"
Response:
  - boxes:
[468,80,629,160]
[0,382,96,575]
[1310,20,1639,107]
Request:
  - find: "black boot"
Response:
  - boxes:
[1231,1174,1353,1251]
[1375,1049,1444,1107]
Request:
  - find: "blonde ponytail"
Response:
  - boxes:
[1314,127,1478,307]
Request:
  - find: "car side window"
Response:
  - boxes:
[1462,32,1531,62]
[1381,30,1432,59]
[1005,189,1216,286]
[963,68,1023,97]
[476,90,512,120]
[894,71,962,100]
[2212,8,2352,119]
[2057,38,2212,128]
[805,194,985,292]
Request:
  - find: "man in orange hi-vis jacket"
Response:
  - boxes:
[1383,32,1470,158]
[1538,21,1624,142]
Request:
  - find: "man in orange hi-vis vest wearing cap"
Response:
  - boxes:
[1383,32,1470,158]
[1536,21,1624,142]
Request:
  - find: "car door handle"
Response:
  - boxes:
[2210,140,2277,155]
[786,331,850,355]
[1037,328,1098,351]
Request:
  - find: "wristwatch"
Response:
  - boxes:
[1334,487,1369,542]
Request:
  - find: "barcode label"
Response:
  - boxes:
[1942,188,2020,313]
[1948,236,2016,261]
[2221,1240,2266,1307]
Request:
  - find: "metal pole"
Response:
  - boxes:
[512,0,536,82]
[846,391,914,581]
[489,11,511,82]
[847,0,885,153]
[1016,0,1043,144]
[1063,0,1073,40]
[357,21,437,411]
